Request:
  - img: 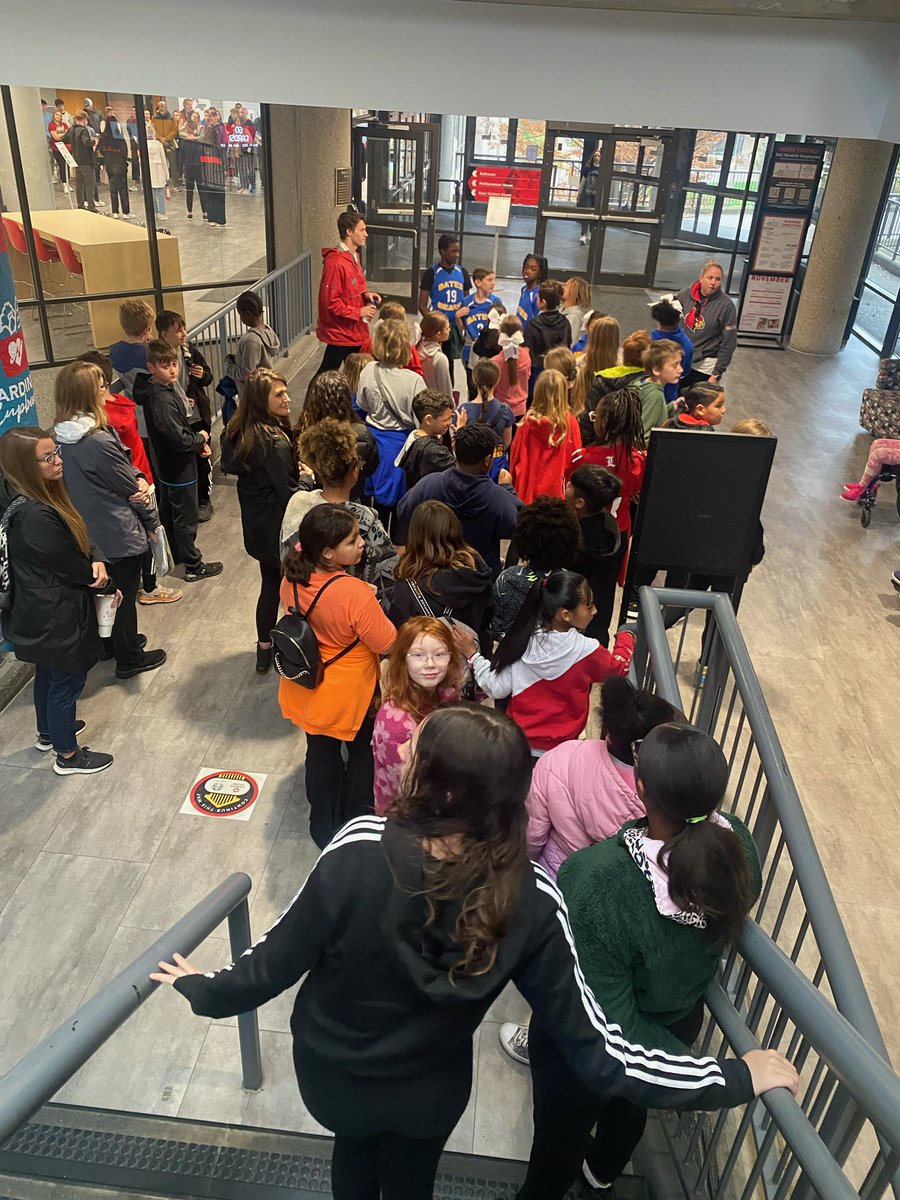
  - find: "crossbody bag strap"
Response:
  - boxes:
[300,573,362,668]
[408,579,451,618]
[0,497,27,591]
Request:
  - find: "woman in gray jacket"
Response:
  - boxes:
[54,362,166,680]
[676,259,738,387]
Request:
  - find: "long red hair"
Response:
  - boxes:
[382,617,464,721]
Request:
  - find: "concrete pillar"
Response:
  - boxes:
[267,105,351,299]
[0,86,56,214]
[790,138,894,356]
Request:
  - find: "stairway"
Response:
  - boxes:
[0,1104,652,1200]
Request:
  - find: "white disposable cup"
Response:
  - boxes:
[94,593,117,638]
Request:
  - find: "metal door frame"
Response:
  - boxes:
[351,120,439,308]
[536,124,675,286]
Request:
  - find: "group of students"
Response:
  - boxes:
[0,288,282,775]
[0,217,801,1198]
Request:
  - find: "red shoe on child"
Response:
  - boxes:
[841,482,865,501]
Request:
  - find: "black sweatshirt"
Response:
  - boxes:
[135,375,206,486]
[176,817,753,1114]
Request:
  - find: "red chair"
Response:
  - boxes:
[30,226,64,303]
[54,236,88,328]
[1,217,35,300]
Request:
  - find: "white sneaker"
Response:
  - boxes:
[498,1022,530,1065]
[579,234,588,245]
[582,1161,614,1193]
[62,183,70,194]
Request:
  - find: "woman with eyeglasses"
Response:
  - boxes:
[511,723,764,1200]
[151,705,795,1200]
[371,616,463,814]
[53,360,165,681]
[0,427,117,774]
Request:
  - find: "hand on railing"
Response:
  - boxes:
[743,1049,799,1097]
[150,952,202,984]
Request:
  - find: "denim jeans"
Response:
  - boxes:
[34,666,87,754]
[152,186,166,216]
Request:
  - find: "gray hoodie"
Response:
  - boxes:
[226,324,281,394]
[54,415,156,560]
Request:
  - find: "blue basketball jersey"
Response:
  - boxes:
[429,264,468,316]
[461,292,502,362]
[517,283,540,326]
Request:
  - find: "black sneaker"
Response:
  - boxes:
[36,720,85,752]
[184,561,223,582]
[198,502,214,523]
[115,648,167,679]
[54,746,113,775]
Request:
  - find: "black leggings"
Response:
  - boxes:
[256,559,282,643]
[316,342,362,375]
[518,1008,704,1199]
[184,171,204,215]
[330,1130,447,1200]
[304,712,375,849]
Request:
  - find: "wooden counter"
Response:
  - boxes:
[6,210,184,347]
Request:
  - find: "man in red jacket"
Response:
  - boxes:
[316,210,381,376]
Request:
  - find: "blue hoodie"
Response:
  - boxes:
[396,467,521,577]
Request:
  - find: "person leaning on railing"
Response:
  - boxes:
[151,705,797,1200]
[513,723,766,1200]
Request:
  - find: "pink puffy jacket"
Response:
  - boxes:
[526,739,644,878]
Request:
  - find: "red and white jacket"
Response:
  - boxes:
[317,244,370,347]
[471,628,635,751]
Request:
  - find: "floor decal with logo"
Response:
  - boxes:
[179,768,267,822]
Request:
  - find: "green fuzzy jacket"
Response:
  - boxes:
[557,814,761,1057]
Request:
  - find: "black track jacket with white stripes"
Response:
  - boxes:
[175,816,753,1112]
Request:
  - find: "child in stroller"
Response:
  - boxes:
[841,438,900,527]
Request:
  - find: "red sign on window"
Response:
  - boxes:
[468,167,541,205]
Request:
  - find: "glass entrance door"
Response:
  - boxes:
[536,130,671,287]
[596,135,667,286]
[353,122,439,307]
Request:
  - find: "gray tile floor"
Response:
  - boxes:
[0,312,897,1160]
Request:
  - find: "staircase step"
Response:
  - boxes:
[0,1104,656,1200]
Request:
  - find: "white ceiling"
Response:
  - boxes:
[5,0,900,143]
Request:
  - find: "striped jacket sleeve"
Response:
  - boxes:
[513,866,753,1111]
[173,818,381,1017]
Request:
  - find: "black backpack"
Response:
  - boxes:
[271,575,360,689]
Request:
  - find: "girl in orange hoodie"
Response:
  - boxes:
[509,369,581,504]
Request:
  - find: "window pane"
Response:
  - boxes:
[870,164,900,300]
[548,137,585,206]
[679,190,714,237]
[691,131,726,187]
[514,119,545,164]
[854,283,893,348]
[473,116,508,160]
[608,179,658,215]
[726,134,767,193]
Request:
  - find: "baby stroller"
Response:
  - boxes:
[856,465,900,528]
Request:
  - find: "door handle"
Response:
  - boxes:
[541,211,599,220]
[600,215,661,224]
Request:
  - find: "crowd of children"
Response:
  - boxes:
[0,225,802,1200]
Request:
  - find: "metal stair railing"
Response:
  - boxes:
[0,873,261,1147]
[185,251,314,422]
[633,586,900,1199]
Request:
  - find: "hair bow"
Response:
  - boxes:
[294,541,302,553]
[649,293,684,316]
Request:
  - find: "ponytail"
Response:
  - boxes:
[636,724,752,945]
[473,359,500,423]
[492,569,588,672]
[282,503,356,586]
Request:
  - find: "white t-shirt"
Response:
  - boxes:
[357,361,425,431]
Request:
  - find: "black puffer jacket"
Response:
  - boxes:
[0,476,103,674]
[220,425,299,565]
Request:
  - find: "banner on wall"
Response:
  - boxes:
[0,225,36,438]
[737,141,826,344]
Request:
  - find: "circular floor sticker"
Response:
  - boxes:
[189,770,260,817]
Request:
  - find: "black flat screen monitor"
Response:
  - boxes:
[632,430,776,578]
